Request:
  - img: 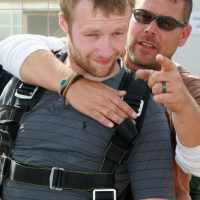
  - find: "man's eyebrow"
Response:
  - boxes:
[81,29,101,34]
[81,22,128,33]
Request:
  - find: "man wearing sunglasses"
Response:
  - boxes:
[0,0,200,199]
[126,2,200,200]
[133,8,187,31]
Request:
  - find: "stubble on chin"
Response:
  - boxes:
[126,48,160,71]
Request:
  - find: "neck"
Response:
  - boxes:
[65,57,120,81]
[84,64,120,81]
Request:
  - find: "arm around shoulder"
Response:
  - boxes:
[0,34,64,79]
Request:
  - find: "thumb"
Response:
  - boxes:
[135,69,154,81]
[156,54,176,72]
[115,90,127,97]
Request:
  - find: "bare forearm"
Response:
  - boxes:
[20,50,69,92]
[136,56,200,147]
[173,94,200,147]
[0,34,64,79]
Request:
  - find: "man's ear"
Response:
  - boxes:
[178,24,192,47]
[59,12,68,34]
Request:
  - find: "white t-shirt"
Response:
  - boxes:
[176,136,200,177]
[0,34,65,79]
[0,34,200,177]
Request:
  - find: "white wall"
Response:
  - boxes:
[173,0,200,75]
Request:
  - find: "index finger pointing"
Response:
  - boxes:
[156,54,177,72]
[135,69,154,81]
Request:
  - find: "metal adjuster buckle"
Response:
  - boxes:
[49,167,64,191]
[15,83,39,100]
[136,100,144,117]
[0,154,10,185]
[93,188,116,200]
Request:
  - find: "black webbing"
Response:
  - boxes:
[8,159,113,191]
[0,79,44,156]
[100,118,138,173]
[100,70,150,173]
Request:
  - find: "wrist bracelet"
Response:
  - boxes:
[59,72,83,99]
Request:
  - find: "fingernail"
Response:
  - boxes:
[132,112,137,119]
[119,90,126,95]
[108,122,114,128]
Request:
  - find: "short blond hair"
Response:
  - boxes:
[59,0,134,26]
[169,0,193,22]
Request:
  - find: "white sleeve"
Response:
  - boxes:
[0,34,65,80]
[176,136,200,177]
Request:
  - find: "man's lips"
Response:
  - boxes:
[95,59,111,65]
[139,41,156,49]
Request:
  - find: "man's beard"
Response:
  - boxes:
[68,43,90,73]
[127,47,160,71]
[67,35,117,78]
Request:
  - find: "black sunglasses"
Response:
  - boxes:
[133,9,187,31]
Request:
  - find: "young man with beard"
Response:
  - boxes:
[1,0,200,199]
[0,0,176,199]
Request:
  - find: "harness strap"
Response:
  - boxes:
[100,71,149,174]
[0,81,44,156]
[124,77,148,117]
[0,120,19,155]
[0,65,12,94]
[2,156,114,191]
[14,82,44,110]
[100,118,138,173]
[97,70,149,200]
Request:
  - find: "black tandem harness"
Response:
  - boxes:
[0,52,150,200]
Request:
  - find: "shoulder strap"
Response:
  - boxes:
[96,69,150,200]
[0,65,12,95]
[123,72,150,130]
[52,47,68,62]
[0,79,44,156]
[100,69,150,173]
[0,48,68,157]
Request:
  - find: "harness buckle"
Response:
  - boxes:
[93,188,116,200]
[136,100,144,117]
[0,154,10,186]
[49,167,64,191]
[15,83,39,100]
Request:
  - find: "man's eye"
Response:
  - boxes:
[113,32,124,36]
[85,34,98,37]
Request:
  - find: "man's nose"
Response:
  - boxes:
[144,20,158,35]
[98,37,114,58]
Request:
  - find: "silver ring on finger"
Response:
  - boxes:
[161,81,167,93]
